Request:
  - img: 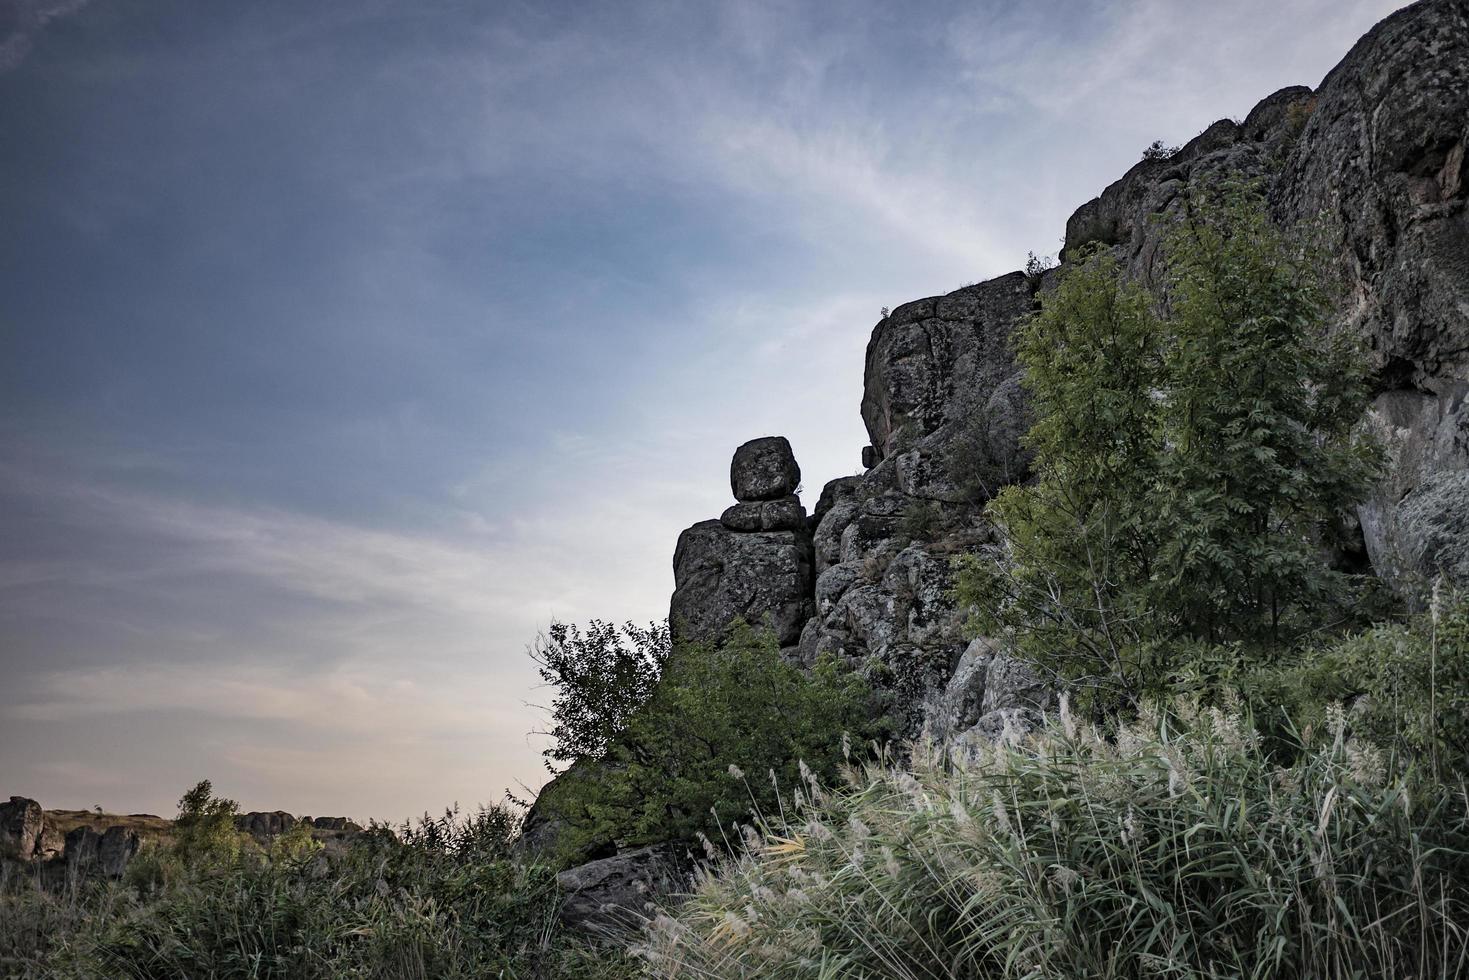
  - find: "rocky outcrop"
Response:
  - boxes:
[533,0,1468,931]
[670,437,815,652]
[64,825,140,878]
[303,815,362,833]
[798,275,1041,733]
[665,0,1468,744]
[1059,0,1469,589]
[1,796,62,862]
[555,844,692,936]
[235,810,298,836]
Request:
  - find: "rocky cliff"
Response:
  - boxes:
[667,0,1469,743]
[530,0,1468,880]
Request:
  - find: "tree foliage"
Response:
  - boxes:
[957,182,1380,706]
[533,619,670,772]
[172,779,245,868]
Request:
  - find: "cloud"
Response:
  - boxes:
[0,0,90,71]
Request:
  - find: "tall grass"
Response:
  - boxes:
[641,702,1469,979]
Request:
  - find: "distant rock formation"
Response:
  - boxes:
[234,810,298,836]
[0,796,62,862]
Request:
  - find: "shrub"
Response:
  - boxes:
[642,706,1469,979]
[1142,138,1179,161]
[61,804,637,980]
[171,779,248,868]
[1254,585,1469,778]
[533,620,670,772]
[546,623,890,858]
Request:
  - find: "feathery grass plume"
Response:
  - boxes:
[640,708,1469,979]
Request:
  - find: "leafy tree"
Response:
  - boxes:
[547,623,888,857]
[532,619,670,772]
[1153,184,1378,647]
[172,779,245,867]
[958,182,1380,706]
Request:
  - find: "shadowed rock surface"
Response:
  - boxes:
[555,844,693,936]
[64,825,141,878]
[0,796,62,862]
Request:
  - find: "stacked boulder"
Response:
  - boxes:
[669,436,814,655]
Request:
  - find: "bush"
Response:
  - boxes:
[641,706,1469,979]
[1254,585,1469,778]
[545,623,890,859]
[1142,138,1179,161]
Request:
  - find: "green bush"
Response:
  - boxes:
[545,622,890,860]
[1253,586,1469,778]
[642,706,1469,979]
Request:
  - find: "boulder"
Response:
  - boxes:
[517,756,620,865]
[730,436,801,502]
[860,273,1034,464]
[64,825,140,878]
[556,844,692,936]
[670,520,814,648]
[719,495,806,532]
[0,796,57,862]
[235,810,298,837]
[925,637,1054,749]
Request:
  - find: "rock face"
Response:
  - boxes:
[555,844,692,936]
[1060,0,1469,589]
[64,826,140,878]
[0,796,61,862]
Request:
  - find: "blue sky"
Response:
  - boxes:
[1,0,1405,821]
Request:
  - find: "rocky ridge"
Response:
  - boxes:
[672,0,1469,741]
[0,797,364,881]
[530,1,1469,905]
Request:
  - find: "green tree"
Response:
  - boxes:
[959,182,1379,705]
[172,779,245,867]
[532,619,670,772]
[1153,184,1378,647]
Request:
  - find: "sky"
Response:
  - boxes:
[0,0,1408,822]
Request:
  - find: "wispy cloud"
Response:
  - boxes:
[0,0,90,71]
